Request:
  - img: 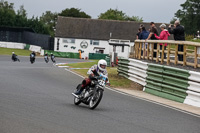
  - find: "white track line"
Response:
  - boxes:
[62,67,200,118]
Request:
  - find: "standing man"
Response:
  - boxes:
[146,22,159,58]
[168,20,185,61]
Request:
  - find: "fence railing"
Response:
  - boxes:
[133,40,200,68]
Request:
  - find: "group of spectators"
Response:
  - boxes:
[136,20,185,61]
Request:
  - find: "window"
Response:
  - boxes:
[63,38,75,44]
[122,46,124,52]
[90,40,99,45]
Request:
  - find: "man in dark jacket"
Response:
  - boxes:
[146,22,159,58]
[139,27,149,40]
[139,27,150,56]
[168,20,185,61]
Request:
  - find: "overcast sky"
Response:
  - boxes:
[7,0,186,23]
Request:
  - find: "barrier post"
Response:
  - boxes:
[194,46,197,68]
[156,43,159,62]
[161,44,164,64]
[147,43,150,60]
[183,45,187,66]
[175,44,178,65]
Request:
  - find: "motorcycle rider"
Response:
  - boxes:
[30,51,36,62]
[44,52,49,62]
[11,52,18,61]
[72,59,110,97]
[50,53,55,62]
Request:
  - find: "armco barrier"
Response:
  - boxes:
[117,58,200,108]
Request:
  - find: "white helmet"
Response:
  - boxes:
[98,59,107,71]
[12,52,14,54]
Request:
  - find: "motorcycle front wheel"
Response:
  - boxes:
[74,84,82,105]
[89,89,103,110]
[74,97,81,105]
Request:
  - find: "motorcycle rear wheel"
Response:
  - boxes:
[89,89,103,110]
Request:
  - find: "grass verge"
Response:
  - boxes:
[62,60,141,89]
[0,47,31,56]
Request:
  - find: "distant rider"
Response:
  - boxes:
[30,51,36,62]
[72,59,110,96]
[11,52,17,61]
[44,52,49,61]
[50,53,55,62]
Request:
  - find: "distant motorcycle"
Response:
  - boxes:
[51,55,56,63]
[30,54,35,64]
[12,56,20,62]
[72,74,107,110]
[44,55,49,63]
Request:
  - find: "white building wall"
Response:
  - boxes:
[54,37,132,59]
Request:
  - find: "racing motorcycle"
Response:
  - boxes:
[12,56,20,62]
[30,54,35,64]
[51,56,56,63]
[44,55,49,63]
[72,74,107,110]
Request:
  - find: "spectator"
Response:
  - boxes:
[136,28,142,39]
[139,26,150,56]
[168,20,185,61]
[146,22,159,58]
[154,24,170,59]
[139,27,149,40]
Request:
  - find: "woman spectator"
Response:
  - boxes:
[154,24,170,59]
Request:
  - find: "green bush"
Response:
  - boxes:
[185,34,194,41]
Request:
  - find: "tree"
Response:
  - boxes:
[0,0,16,26]
[59,8,91,18]
[170,17,177,25]
[15,5,28,27]
[27,16,50,35]
[174,0,200,34]
[98,8,143,22]
[40,11,58,36]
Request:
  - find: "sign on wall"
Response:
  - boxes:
[80,40,88,49]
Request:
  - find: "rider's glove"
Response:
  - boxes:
[91,73,94,77]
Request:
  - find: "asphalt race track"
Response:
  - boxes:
[0,55,200,133]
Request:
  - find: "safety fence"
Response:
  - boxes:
[89,53,109,59]
[45,50,79,59]
[133,40,200,68]
[118,58,200,107]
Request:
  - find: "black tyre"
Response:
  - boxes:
[74,97,81,105]
[89,89,103,110]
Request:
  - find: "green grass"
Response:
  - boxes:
[191,39,200,43]
[62,60,133,88]
[64,60,99,68]
[0,47,32,56]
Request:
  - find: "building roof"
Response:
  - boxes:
[55,16,162,42]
